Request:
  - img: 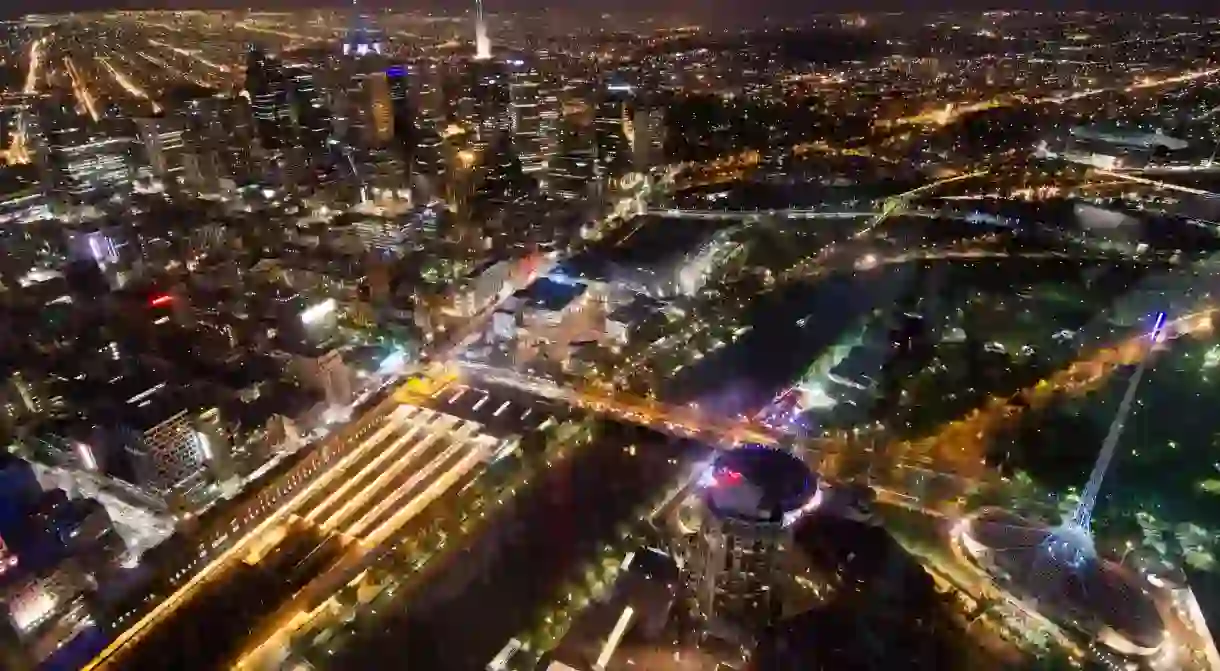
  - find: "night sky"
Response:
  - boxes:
[10,0,1220,16]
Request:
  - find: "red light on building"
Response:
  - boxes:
[149,294,173,307]
[716,468,743,486]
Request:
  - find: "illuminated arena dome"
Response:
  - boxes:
[700,445,820,526]
[957,508,1166,656]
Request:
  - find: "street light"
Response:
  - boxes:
[1120,540,1136,566]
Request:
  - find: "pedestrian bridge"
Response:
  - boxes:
[646,207,880,221]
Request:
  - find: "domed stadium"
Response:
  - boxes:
[700,445,820,526]
[957,507,1166,656]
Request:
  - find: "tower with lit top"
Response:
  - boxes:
[474,0,491,60]
[674,446,821,644]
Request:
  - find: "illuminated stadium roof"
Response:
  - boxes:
[700,446,817,524]
[959,508,1166,655]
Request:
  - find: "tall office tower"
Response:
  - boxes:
[547,111,597,200]
[460,59,511,145]
[37,99,135,208]
[285,64,332,163]
[594,85,634,179]
[414,61,446,125]
[478,132,526,206]
[412,122,445,200]
[676,446,819,645]
[33,95,86,198]
[508,59,545,175]
[336,70,369,149]
[534,51,563,168]
[177,94,229,191]
[365,72,395,146]
[386,63,414,160]
[134,116,186,184]
[245,46,287,152]
[219,95,258,184]
[473,0,492,60]
[631,105,665,172]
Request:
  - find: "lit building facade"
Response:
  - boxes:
[675,446,819,643]
[508,59,545,174]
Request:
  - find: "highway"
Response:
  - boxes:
[63,56,101,122]
[96,55,162,113]
[3,38,46,165]
[880,66,1220,130]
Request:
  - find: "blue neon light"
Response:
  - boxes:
[1151,311,1167,340]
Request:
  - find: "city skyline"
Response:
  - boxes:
[0,7,1217,671]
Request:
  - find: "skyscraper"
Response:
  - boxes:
[547,110,596,200]
[675,446,819,644]
[285,64,332,163]
[474,0,491,60]
[509,59,545,175]
[466,59,511,144]
[365,72,394,146]
[344,0,385,57]
[245,46,287,152]
[594,84,634,179]
[386,63,414,156]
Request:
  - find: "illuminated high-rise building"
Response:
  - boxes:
[219,95,258,184]
[245,46,287,152]
[344,0,385,57]
[508,59,545,175]
[457,59,511,145]
[594,84,634,179]
[34,98,135,209]
[631,106,665,172]
[134,116,186,183]
[547,111,596,200]
[365,72,394,146]
[474,0,492,60]
[674,446,820,644]
[285,64,332,162]
[412,121,445,200]
[386,63,413,156]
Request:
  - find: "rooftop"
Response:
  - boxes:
[701,446,817,524]
[520,276,587,313]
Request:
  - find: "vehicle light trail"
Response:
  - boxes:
[63,57,101,122]
[1041,67,1220,104]
[6,116,31,165]
[148,39,230,73]
[882,67,1220,129]
[136,52,207,87]
[1090,168,1220,198]
[97,56,162,113]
